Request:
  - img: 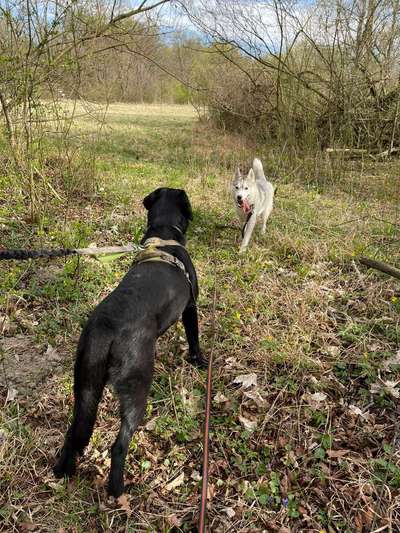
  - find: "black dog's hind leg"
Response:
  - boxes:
[54,384,104,477]
[54,336,108,478]
[108,343,155,498]
[182,304,207,368]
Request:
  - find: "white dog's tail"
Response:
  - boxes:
[252,158,265,181]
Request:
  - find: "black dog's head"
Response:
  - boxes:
[143,188,193,235]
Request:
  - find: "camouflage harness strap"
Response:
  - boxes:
[142,237,185,249]
[134,238,194,298]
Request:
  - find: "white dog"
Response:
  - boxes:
[232,158,275,253]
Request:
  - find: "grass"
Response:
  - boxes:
[1,102,400,532]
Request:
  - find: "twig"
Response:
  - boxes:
[214,224,237,231]
[326,147,368,154]
[359,257,400,280]
[33,166,63,201]
[376,147,400,158]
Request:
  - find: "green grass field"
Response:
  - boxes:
[1,103,400,532]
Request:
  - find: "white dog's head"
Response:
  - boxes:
[232,166,256,215]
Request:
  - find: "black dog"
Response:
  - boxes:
[53,188,206,497]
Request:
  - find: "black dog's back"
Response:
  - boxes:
[98,261,191,335]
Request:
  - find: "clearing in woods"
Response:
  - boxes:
[1,103,400,531]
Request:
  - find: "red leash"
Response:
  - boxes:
[198,236,217,532]
[198,356,213,532]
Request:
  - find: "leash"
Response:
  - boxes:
[199,231,218,533]
[241,208,254,238]
[0,238,184,262]
[0,243,145,261]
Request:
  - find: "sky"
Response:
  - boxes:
[153,0,320,51]
[127,0,376,53]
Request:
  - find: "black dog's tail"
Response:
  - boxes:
[0,248,76,260]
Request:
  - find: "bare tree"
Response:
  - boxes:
[178,0,400,150]
[0,0,170,219]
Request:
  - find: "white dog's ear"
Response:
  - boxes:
[235,167,242,180]
[247,168,256,181]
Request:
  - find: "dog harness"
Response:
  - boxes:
[133,237,194,297]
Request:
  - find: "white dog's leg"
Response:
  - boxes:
[261,197,273,234]
[239,213,257,253]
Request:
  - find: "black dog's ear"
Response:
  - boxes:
[178,190,193,220]
[143,188,162,210]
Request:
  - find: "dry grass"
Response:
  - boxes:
[1,103,400,532]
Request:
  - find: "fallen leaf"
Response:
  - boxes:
[224,507,235,518]
[326,346,339,357]
[233,373,258,389]
[383,380,400,398]
[286,449,299,467]
[362,508,374,527]
[348,404,363,416]
[278,435,287,448]
[383,350,400,371]
[207,483,216,500]
[327,449,349,459]
[167,514,182,527]
[238,415,258,431]
[304,392,327,408]
[310,392,327,402]
[180,388,201,414]
[370,380,400,398]
[348,404,372,421]
[214,391,229,404]
[0,314,11,334]
[244,389,266,407]
[225,357,240,368]
[370,382,381,395]
[191,470,202,481]
[145,449,158,463]
[354,513,363,532]
[145,417,158,431]
[116,494,132,516]
[19,523,37,531]
[165,472,185,491]
[6,387,18,403]
[0,428,8,447]
[93,476,106,488]
[45,344,61,362]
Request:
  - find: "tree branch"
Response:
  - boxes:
[359,257,400,280]
[110,0,170,25]
[0,90,15,147]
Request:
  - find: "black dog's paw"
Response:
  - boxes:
[53,453,76,478]
[189,352,208,369]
